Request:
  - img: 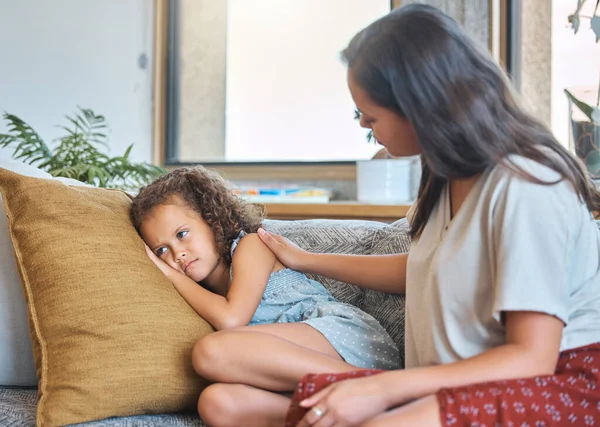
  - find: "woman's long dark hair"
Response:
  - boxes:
[342,4,600,238]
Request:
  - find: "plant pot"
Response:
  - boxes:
[567,87,600,179]
[356,157,421,204]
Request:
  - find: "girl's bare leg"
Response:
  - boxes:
[192,323,359,391]
[198,383,290,427]
[360,395,442,427]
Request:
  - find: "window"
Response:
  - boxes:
[152,0,500,180]
[163,0,391,165]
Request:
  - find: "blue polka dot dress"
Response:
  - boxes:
[231,231,400,370]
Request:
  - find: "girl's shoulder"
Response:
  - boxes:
[230,231,265,257]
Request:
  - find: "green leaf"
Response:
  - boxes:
[569,13,581,33]
[565,89,596,121]
[122,145,133,159]
[592,15,600,42]
[0,134,15,148]
[1,113,52,161]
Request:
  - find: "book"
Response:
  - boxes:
[233,186,331,204]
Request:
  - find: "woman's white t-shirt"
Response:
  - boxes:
[405,155,600,369]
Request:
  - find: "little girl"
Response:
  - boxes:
[129,166,399,427]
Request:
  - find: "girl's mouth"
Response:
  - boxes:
[183,259,196,273]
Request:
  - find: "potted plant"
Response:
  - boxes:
[0,107,166,190]
[565,0,600,178]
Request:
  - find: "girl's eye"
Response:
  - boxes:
[155,247,167,256]
[177,230,188,239]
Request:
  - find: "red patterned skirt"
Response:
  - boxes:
[285,343,600,426]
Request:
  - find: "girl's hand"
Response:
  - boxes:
[144,244,177,278]
[257,228,311,271]
[297,376,389,427]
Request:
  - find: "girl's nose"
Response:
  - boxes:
[175,251,186,263]
[172,246,186,264]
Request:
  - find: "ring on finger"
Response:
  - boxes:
[311,406,327,418]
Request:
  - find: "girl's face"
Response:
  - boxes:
[347,68,421,158]
[139,198,223,283]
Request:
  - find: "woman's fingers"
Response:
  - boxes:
[258,228,285,248]
[298,405,329,427]
[300,388,329,407]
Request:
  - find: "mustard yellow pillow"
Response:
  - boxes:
[0,169,213,427]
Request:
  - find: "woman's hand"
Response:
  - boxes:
[144,244,178,279]
[297,376,389,427]
[257,228,311,271]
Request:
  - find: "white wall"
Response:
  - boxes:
[225,0,390,162]
[0,0,154,163]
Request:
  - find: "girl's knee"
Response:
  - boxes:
[197,384,241,427]
[192,332,228,378]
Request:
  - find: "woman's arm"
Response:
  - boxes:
[258,229,407,294]
[300,310,564,421]
[147,234,274,330]
[304,252,408,294]
[375,311,562,407]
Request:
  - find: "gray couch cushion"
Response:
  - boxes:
[363,218,410,368]
[0,388,205,427]
[0,388,37,427]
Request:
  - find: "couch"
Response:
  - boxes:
[0,159,410,426]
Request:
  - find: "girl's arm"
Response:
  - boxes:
[219,233,276,328]
[147,234,274,330]
[375,310,562,407]
[258,229,407,294]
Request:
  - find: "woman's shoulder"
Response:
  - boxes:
[481,152,594,229]
[491,153,563,183]
[484,152,577,201]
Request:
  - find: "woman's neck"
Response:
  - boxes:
[449,175,481,219]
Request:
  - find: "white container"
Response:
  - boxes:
[356,157,421,204]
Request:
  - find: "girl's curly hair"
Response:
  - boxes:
[130,166,265,266]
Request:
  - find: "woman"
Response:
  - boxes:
[258,4,600,426]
